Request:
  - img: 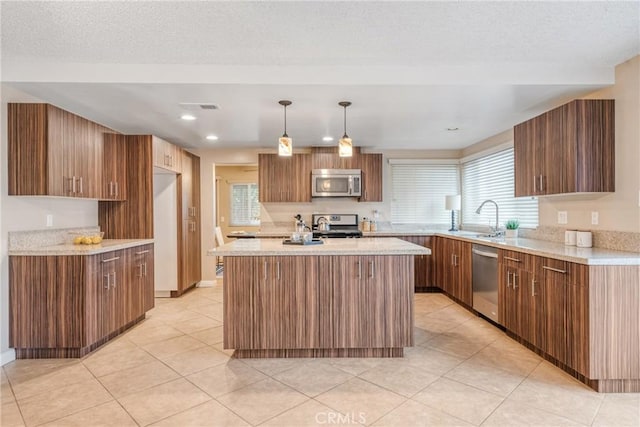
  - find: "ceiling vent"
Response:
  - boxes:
[179,102,220,111]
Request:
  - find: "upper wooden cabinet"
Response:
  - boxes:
[514,99,615,196]
[311,146,361,169]
[258,153,312,203]
[153,136,182,173]
[8,103,107,199]
[102,133,128,200]
[358,153,383,202]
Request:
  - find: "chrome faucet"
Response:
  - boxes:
[475,200,502,236]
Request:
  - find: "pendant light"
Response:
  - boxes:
[278,100,293,156]
[338,101,353,157]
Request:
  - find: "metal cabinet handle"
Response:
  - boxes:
[512,272,518,289]
[114,182,118,197]
[111,271,116,288]
[533,175,537,192]
[103,274,110,289]
[369,260,375,279]
[543,265,566,274]
[504,256,521,263]
[539,175,544,191]
[143,262,147,277]
[101,256,120,263]
[454,254,458,267]
[531,278,537,297]
[276,261,280,280]
[263,261,267,281]
[69,176,77,194]
[357,260,361,279]
[78,177,83,194]
[135,250,150,255]
[506,271,512,288]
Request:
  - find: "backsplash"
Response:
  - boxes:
[9,227,101,250]
[518,226,640,253]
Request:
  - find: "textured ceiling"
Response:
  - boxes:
[2,1,639,150]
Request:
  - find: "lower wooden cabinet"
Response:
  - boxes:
[433,237,472,306]
[9,244,155,358]
[394,236,433,290]
[224,254,413,352]
[499,249,640,390]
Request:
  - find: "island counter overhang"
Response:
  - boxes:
[208,238,431,358]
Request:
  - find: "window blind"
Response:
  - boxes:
[461,148,538,228]
[230,183,260,226]
[390,162,460,224]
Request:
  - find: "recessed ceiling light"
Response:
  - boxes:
[181,114,197,121]
[206,135,219,141]
[446,127,460,131]
[322,136,334,142]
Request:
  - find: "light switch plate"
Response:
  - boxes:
[557,211,568,224]
[591,211,599,225]
[46,214,53,227]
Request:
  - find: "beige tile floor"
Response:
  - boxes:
[2,283,639,427]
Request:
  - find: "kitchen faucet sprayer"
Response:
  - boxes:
[475,200,501,236]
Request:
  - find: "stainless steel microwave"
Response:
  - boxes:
[311,169,362,197]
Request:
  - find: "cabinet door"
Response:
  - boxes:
[454,240,472,306]
[100,251,126,338]
[540,257,567,363]
[102,132,128,200]
[514,113,546,196]
[292,153,312,202]
[359,153,383,202]
[566,263,589,376]
[223,256,257,349]
[253,257,319,349]
[153,136,181,172]
[332,256,386,348]
[129,245,154,322]
[381,255,414,347]
[543,105,568,194]
[397,236,432,290]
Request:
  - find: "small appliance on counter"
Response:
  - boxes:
[312,214,363,238]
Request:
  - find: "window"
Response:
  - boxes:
[390,161,460,224]
[230,183,260,226]
[461,148,538,228]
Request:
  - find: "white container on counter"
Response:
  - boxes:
[564,230,577,246]
[576,231,593,248]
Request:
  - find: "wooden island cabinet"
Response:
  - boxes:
[214,238,429,358]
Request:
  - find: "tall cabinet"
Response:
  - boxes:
[178,151,202,295]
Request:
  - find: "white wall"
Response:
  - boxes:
[1,85,98,362]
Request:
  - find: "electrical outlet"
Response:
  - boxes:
[46,214,53,227]
[220,216,225,223]
[591,211,599,225]
[557,211,568,224]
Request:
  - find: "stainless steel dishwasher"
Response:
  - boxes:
[472,244,499,323]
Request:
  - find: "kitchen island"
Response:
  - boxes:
[208,238,430,358]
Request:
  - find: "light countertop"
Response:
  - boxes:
[209,237,431,256]
[9,239,154,256]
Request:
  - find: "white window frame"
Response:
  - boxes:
[389,159,461,225]
[230,182,260,227]
[460,146,538,229]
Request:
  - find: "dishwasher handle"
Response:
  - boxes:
[472,248,498,259]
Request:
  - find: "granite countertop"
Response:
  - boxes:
[363,229,639,265]
[208,237,431,256]
[9,239,154,256]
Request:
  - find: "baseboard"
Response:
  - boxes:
[1,348,16,366]
[154,290,172,298]
[197,280,216,288]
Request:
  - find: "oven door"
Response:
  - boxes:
[312,176,352,197]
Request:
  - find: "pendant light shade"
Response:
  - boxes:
[278,100,292,156]
[338,101,353,157]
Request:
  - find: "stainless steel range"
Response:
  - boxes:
[311,214,362,238]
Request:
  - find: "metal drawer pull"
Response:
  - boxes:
[101,256,120,263]
[533,176,537,192]
[370,260,375,278]
[503,256,521,262]
[543,265,566,274]
[143,262,147,277]
[78,177,83,194]
[531,278,536,296]
[512,273,518,289]
[357,261,361,279]
[263,261,267,281]
[103,274,110,289]
[135,250,150,255]
[506,271,511,288]
[111,272,117,288]
[276,262,280,280]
